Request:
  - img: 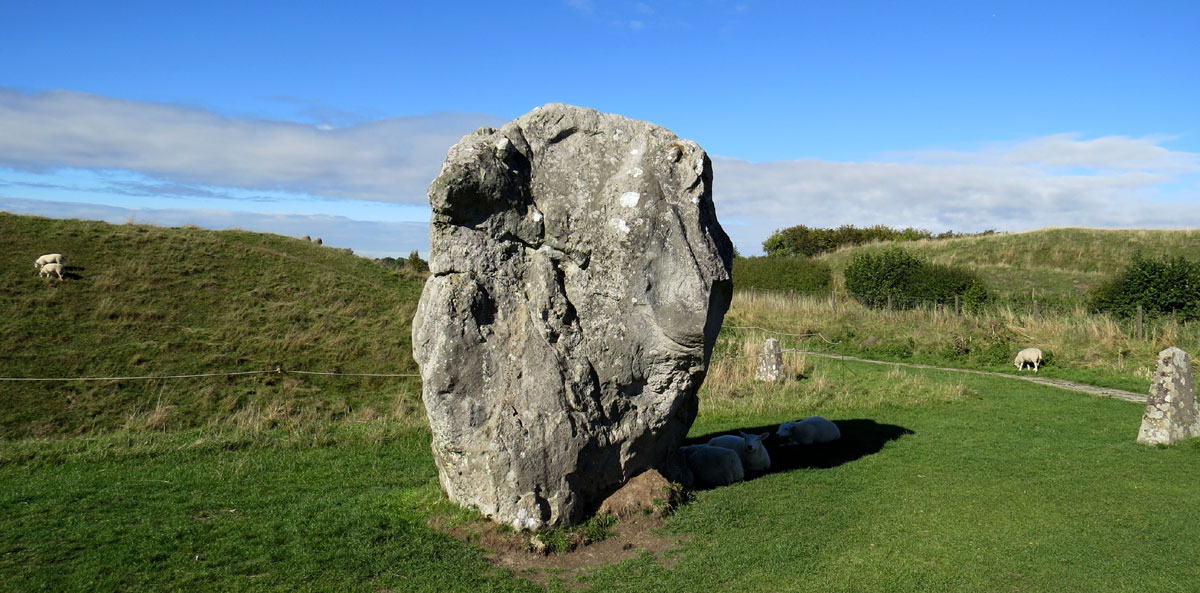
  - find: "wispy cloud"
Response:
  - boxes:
[564,0,594,13]
[713,135,1200,254]
[0,88,500,204]
[899,133,1200,173]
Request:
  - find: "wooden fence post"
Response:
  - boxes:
[1137,304,1145,340]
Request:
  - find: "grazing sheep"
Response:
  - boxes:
[39,262,64,280]
[777,416,841,445]
[34,253,63,268]
[679,444,744,487]
[708,431,771,472]
[302,235,311,242]
[1014,347,1043,372]
[314,237,323,245]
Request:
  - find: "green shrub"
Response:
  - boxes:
[962,281,993,314]
[1088,253,1200,320]
[843,246,982,309]
[733,255,832,294]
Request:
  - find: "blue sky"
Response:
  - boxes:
[2,1,1198,257]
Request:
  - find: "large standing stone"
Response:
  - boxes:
[412,104,734,529]
[1137,347,1200,445]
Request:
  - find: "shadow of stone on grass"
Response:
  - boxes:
[687,418,914,477]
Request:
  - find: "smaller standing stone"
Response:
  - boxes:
[1137,347,1200,445]
[755,338,784,382]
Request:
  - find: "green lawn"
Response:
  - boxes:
[4,360,1197,592]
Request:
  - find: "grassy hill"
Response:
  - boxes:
[0,213,425,439]
[817,227,1200,307]
[5,214,1200,592]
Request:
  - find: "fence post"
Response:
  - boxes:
[887,295,893,312]
[954,294,962,316]
[1137,304,1145,340]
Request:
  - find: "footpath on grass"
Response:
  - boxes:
[798,351,1148,404]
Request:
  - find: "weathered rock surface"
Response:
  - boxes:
[412,104,734,529]
[1137,347,1200,445]
[755,338,784,381]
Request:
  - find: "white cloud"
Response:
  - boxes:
[712,135,1200,254]
[0,88,500,204]
[4,88,1196,259]
[0,197,430,259]
[901,133,1200,173]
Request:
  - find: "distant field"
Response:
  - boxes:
[817,227,1200,306]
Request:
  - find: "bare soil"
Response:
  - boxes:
[434,513,685,590]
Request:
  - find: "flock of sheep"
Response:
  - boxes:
[34,253,65,280]
[681,416,842,487]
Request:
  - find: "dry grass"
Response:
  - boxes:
[720,286,1193,393]
[700,328,971,423]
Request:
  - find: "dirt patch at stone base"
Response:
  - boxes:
[434,513,686,589]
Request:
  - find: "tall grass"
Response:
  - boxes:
[721,287,1195,393]
[0,213,427,439]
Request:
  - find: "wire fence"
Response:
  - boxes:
[0,368,421,382]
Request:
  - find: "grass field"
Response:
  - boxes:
[4,215,1199,591]
[4,359,1198,592]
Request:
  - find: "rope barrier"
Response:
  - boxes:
[0,368,421,382]
[723,325,842,344]
[286,370,421,378]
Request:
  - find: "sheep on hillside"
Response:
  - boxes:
[1014,347,1044,372]
[34,253,63,268]
[777,416,841,445]
[708,431,771,472]
[39,263,64,280]
[679,444,744,488]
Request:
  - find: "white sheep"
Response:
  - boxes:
[707,431,771,472]
[34,253,63,268]
[777,416,841,445]
[679,444,744,487]
[39,263,64,280]
[1014,347,1043,372]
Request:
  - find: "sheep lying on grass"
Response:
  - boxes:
[679,444,744,487]
[34,253,63,268]
[1014,347,1043,372]
[39,263,64,280]
[777,416,841,445]
[708,431,771,472]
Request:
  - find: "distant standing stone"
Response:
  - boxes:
[755,338,784,382]
[1137,347,1200,445]
[412,103,734,529]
